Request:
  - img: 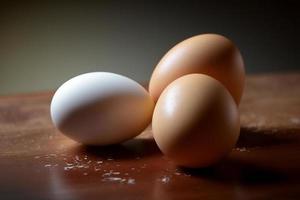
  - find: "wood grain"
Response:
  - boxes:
[0,73,300,200]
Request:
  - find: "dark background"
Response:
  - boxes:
[0,0,299,94]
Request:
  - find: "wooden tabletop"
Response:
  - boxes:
[0,73,300,200]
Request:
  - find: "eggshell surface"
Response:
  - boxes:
[152,74,240,168]
[149,33,245,104]
[50,72,154,145]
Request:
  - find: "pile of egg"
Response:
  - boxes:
[51,33,245,168]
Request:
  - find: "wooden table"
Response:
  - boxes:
[0,73,300,200]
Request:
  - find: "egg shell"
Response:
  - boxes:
[152,74,240,168]
[149,33,245,104]
[50,72,154,145]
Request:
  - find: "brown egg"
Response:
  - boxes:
[152,74,240,168]
[149,33,245,105]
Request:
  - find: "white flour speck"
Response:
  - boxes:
[64,166,74,170]
[102,177,122,182]
[127,178,136,184]
[120,178,127,183]
[94,166,101,171]
[102,172,111,177]
[66,163,73,166]
[161,175,170,184]
[236,147,249,152]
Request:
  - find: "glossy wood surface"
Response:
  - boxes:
[0,73,300,199]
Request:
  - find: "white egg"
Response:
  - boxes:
[50,72,154,145]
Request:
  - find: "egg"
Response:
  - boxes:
[50,72,154,145]
[149,33,245,104]
[152,74,240,168]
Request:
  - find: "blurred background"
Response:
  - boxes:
[0,0,299,95]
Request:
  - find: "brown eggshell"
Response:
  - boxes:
[149,33,245,105]
[152,74,240,168]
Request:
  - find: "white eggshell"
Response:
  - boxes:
[50,72,154,145]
